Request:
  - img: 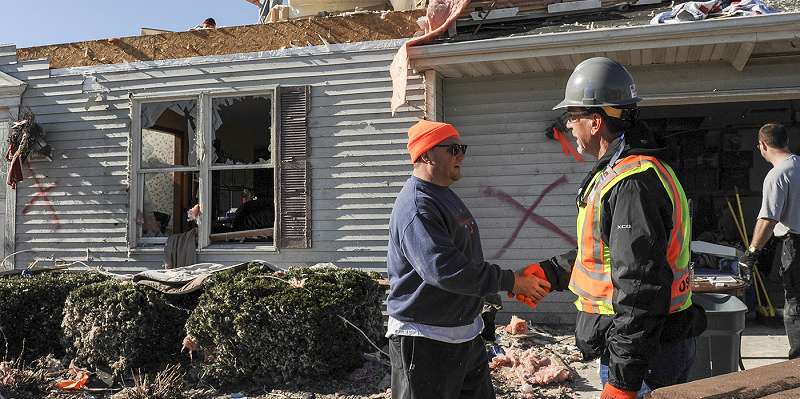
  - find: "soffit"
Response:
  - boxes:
[0,71,25,93]
[407,12,800,78]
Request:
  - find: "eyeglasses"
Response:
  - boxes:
[565,110,593,123]
[432,144,468,156]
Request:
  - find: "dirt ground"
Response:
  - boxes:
[14,325,587,399]
[16,9,425,69]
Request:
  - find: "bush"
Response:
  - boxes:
[61,279,200,376]
[0,271,109,363]
[185,263,385,387]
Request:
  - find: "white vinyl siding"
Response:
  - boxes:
[2,41,425,274]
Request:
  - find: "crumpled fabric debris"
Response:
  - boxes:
[651,0,778,24]
[56,372,88,390]
[390,0,470,115]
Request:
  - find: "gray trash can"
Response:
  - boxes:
[687,293,748,381]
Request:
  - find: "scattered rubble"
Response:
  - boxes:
[490,323,584,399]
[0,321,589,399]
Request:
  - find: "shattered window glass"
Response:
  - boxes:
[209,95,275,243]
[137,100,198,241]
[134,94,275,246]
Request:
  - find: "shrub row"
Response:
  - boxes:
[185,263,385,387]
[1,263,385,389]
[0,271,109,363]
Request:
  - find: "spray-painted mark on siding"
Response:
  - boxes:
[23,164,61,230]
[482,175,576,259]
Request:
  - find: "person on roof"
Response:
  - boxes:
[192,18,216,30]
[536,57,708,399]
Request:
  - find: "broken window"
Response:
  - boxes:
[130,86,311,249]
[136,100,198,242]
[208,95,275,243]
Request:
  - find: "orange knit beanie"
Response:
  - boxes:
[407,120,460,162]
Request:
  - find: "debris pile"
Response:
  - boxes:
[490,318,584,399]
[5,110,52,188]
[0,355,56,399]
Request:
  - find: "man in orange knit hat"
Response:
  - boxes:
[386,120,551,398]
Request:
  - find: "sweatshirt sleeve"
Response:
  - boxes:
[400,210,509,297]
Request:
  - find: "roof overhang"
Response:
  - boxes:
[407,11,800,78]
[0,71,27,114]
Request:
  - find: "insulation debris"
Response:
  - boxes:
[490,319,584,399]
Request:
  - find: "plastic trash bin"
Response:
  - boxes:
[687,293,748,381]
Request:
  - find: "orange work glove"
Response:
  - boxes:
[507,264,551,308]
[600,383,638,399]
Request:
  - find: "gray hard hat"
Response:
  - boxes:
[553,57,642,110]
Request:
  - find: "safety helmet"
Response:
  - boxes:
[553,57,642,110]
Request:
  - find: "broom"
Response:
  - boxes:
[730,189,777,321]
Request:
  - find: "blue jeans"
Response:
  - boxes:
[599,338,695,399]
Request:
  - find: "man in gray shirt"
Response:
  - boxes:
[739,123,800,359]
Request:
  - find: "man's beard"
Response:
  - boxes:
[576,143,586,154]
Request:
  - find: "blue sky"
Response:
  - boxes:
[2,0,261,49]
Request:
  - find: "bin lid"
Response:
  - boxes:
[692,293,748,313]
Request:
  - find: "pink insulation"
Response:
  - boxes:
[491,347,570,386]
[505,315,529,335]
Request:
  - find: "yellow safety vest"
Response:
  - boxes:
[569,155,692,315]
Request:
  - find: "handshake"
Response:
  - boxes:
[507,264,551,309]
[506,252,575,308]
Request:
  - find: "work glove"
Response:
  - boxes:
[508,264,550,308]
[738,247,760,287]
[600,383,637,399]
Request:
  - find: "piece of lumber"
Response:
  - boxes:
[647,359,800,399]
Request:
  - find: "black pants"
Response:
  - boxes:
[781,235,800,359]
[389,335,494,399]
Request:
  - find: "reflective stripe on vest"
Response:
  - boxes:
[569,155,693,315]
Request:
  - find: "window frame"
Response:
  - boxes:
[128,87,289,251]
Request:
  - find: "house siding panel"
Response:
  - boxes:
[443,71,586,326]
[2,42,424,274]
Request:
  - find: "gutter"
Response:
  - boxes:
[408,11,800,70]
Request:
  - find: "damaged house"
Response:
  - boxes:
[2,0,800,325]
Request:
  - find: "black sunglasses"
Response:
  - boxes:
[432,144,468,156]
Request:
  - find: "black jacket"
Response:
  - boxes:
[547,123,706,391]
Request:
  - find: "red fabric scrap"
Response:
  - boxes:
[6,151,23,189]
[56,372,88,390]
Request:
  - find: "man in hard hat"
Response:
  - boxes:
[386,120,551,399]
[538,57,708,399]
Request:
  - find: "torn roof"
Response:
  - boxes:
[443,0,800,41]
[14,0,800,70]
[407,0,800,81]
[16,10,425,69]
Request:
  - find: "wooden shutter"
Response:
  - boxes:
[275,85,311,248]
